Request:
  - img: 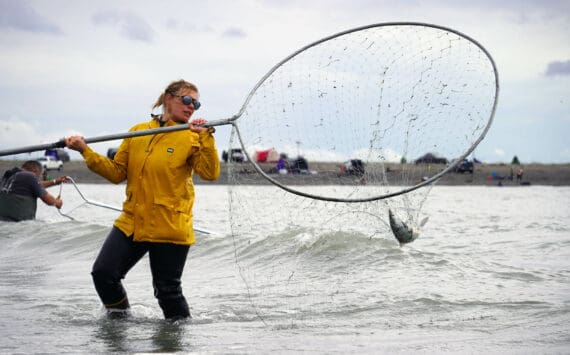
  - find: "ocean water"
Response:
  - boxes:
[1,184,569,354]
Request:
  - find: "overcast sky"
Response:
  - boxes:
[0,0,569,163]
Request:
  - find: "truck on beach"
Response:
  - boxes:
[37,156,63,171]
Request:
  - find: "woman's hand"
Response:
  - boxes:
[188,118,209,133]
[65,135,88,153]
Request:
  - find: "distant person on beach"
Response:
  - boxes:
[276,154,289,174]
[0,160,68,221]
[517,168,524,182]
[64,79,220,320]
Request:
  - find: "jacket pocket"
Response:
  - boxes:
[154,196,190,213]
[152,196,191,240]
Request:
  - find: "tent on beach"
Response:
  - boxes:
[254,148,280,163]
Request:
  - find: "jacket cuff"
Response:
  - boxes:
[81,146,101,167]
[198,130,216,144]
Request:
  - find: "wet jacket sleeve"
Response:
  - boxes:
[189,131,220,181]
[81,140,128,184]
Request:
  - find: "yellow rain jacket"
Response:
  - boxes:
[81,118,220,245]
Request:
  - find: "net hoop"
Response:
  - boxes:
[230,22,499,202]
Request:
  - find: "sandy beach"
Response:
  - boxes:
[2,160,569,186]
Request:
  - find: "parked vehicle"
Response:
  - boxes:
[339,159,366,177]
[452,159,474,174]
[289,157,310,174]
[107,148,118,159]
[222,149,245,163]
[44,148,70,162]
[37,156,63,171]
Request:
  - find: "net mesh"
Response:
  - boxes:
[225,23,497,323]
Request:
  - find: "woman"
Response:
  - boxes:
[65,79,220,319]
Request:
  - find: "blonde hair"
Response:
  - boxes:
[152,79,199,110]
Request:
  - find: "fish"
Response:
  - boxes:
[388,209,428,245]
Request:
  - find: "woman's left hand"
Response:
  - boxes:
[188,118,209,133]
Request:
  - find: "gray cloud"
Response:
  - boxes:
[221,27,247,39]
[164,18,214,33]
[0,0,61,34]
[546,60,570,76]
[92,10,155,42]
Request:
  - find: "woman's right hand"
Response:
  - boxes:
[189,118,209,133]
[65,135,87,153]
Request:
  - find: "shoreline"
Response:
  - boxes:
[2,160,569,186]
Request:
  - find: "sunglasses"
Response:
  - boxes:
[174,95,201,110]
